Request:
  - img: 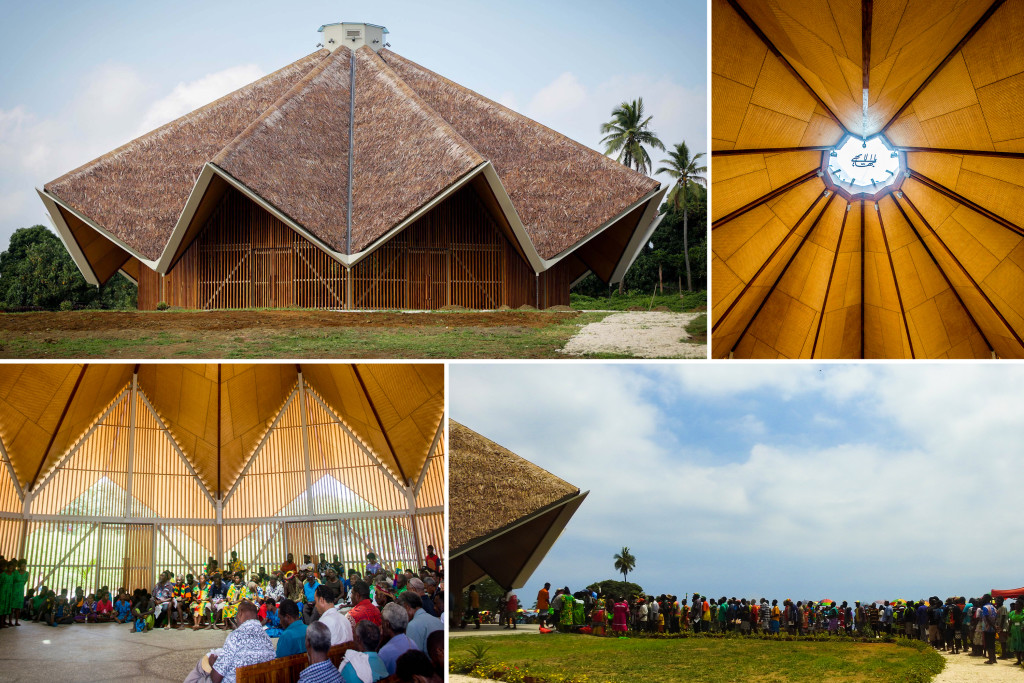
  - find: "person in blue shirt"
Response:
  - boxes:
[378,602,417,675]
[302,573,321,624]
[276,599,308,658]
[297,622,342,683]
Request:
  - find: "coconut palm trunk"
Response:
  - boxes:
[681,184,692,292]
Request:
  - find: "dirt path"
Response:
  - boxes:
[561,311,706,358]
[933,651,1023,682]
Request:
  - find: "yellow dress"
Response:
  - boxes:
[191,585,210,620]
[221,583,244,620]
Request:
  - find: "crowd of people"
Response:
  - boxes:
[467,583,1024,667]
[4,546,446,683]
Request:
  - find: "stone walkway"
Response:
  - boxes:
[561,311,705,358]
[933,651,1024,682]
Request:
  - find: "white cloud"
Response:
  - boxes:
[0,62,264,249]
[517,71,707,165]
[451,364,1024,601]
[136,64,264,135]
[527,72,587,118]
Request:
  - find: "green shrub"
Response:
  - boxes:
[156,301,170,311]
[59,300,73,311]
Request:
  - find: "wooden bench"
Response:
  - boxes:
[236,643,400,683]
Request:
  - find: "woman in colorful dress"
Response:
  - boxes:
[0,559,13,628]
[221,575,246,628]
[191,576,212,630]
[557,588,574,632]
[612,596,628,635]
[175,575,196,629]
[74,594,97,623]
[1009,599,1024,665]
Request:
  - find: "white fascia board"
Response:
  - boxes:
[37,188,100,287]
[541,184,665,273]
[154,163,217,273]
[347,162,489,267]
[156,163,347,272]
[38,188,160,279]
[570,270,593,288]
[609,185,669,284]
[209,164,348,266]
[479,162,545,273]
[117,269,139,286]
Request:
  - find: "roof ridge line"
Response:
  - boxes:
[379,49,660,186]
[212,48,344,167]
[346,48,356,255]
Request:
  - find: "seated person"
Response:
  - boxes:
[258,598,282,638]
[346,581,381,632]
[301,573,321,624]
[95,591,114,622]
[399,591,443,652]
[394,650,440,683]
[297,622,342,683]
[314,584,352,646]
[339,620,389,683]
[74,593,97,623]
[133,591,155,632]
[426,630,444,680]
[114,591,133,624]
[183,600,275,683]
[275,599,307,658]
[378,602,417,676]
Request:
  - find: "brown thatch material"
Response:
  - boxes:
[350,47,483,253]
[43,45,661,275]
[380,49,661,259]
[214,48,352,252]
[45,50,331,260]
[450,420,578,551]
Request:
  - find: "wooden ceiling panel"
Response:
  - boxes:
[713,0,769,89]
[961,0,1024,88]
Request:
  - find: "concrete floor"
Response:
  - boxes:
[0,621,232,682]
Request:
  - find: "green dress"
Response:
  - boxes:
[558,594,574,626]
[0,571,11,615]
[1009,609,1024,653]
[11,570,28,612]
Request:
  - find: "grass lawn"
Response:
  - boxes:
[0,310,621,359]
[451,635,943,683]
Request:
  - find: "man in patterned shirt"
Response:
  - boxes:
[183,600,275,683]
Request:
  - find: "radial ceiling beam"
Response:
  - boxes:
[860,201,865,358]
[351,365,409,486]
[713,188,829,334]
[731,192,837,354]
[712,170,820,230]
[887,195,993,354]
[726,0,844,129]
[29,364,88,491]
[711,146,834,157]
[908,170,1024,238]
[897,192,1024,351]
[811,203,851,357]
[875,203,915,358]
[882,0,1007,133]
[897,147,1024,160]
[861,0,873,136]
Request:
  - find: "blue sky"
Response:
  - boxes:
[451,363,1024,607]
[0,0,705,253]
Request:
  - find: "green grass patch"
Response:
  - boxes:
[570,289,706,313]
[450,634,944,683]
[685,313,707,346]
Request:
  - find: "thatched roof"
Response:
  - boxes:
[449,420,579,551]
[45,50,332,261]
[41,44,661,283]
[0,363,443,498]
[712,0,1024,359]
[449,420,586,590]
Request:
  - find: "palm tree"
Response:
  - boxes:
[613,546,636,583]
[600,99,665,175]
[657,141,707,292]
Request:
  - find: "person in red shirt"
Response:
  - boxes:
[280,553,298,576]
[424,545,441,573]
[94,591,114,622]
[536,583,551,628]
[346,580,382,633]
[504,593,519,629]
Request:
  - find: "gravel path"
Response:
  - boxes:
[933,651,1024,682]
[561,311,706,358]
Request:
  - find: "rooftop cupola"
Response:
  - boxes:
[317,22,389,52]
